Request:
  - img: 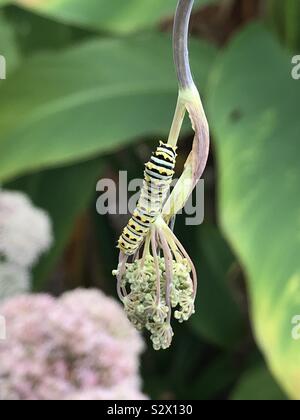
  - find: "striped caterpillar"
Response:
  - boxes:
[118,141,177,256]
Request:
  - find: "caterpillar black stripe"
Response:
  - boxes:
[118,141,177,256]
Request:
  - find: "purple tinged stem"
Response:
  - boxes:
[165,224,198,301]
[141,235,151,268]
[158,229,174,324]
[117,252,129,301]
[173,0,195,90]
[151,229,161,305]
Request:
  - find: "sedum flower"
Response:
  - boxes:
[0,262,30,302]
[66,383,148,401]
[0,189,53,268]
[0,289,145,400]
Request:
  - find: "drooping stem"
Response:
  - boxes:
[158,229,173,323]
[167,0,196,147]
[164,223,198,300]
[151,228,161,305]
[173,0,195,90]
[116,252,128,302]
[141,234,151,268]
[167,95,186,147]
[164,0,210,222]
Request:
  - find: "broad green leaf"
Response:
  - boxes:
[208,23,300,399]
[231,365,287,400]
[190,225,246,348]
[14,0,215,33]
[6,157,104,289]
[0,34,216,182]
[5,7,76,56]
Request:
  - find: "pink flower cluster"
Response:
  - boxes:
[66,384,147,401]
[0,289,146,400]
[0,189,53,302]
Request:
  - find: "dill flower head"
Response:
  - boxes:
[114,248,195,350]
[0,189,53,268]
[0,289,145,400]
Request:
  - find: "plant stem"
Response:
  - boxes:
[167,0,196,148]
[173,0,195,90]
[165,0,210,221]
[167,94,186,147]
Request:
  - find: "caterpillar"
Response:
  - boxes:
[118,141,177,256]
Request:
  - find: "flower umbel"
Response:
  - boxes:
[114,217,197,350]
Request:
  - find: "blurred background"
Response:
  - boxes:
[0,0,299,400]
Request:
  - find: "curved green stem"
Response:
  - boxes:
[167,0,196,147]
[167,94,186,147]
[165,0,210,220]
[173,0,195,90]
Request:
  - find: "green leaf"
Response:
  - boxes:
[208,23,300,399]
[14,0,215,33]
[231,365,287,400]
[190,224,246,348]
[0,34,216,183]
[5,7,77,56]
[6,157,104,289]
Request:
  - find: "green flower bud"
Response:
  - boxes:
[113,254,194,350]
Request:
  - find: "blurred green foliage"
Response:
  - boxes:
[0,34,215,181]
[208,23,300,399]
[1,0,299,400]
[232,364,287,400]
[12,0,215,33]
[268,0,300,51]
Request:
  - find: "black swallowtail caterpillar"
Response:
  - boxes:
[118,141,177,256]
